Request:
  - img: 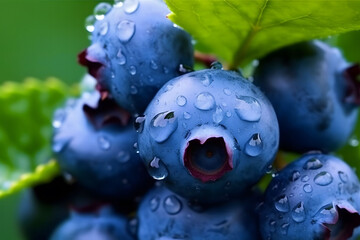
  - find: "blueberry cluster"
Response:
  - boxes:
[18,1,360,239]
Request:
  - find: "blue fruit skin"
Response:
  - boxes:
[137,184,262,240]
[138,69,279,203]
[259,153,360,240]
[50,207,134,240]
[52,91,153,199]
[83,0,194,114]
[254,40,359,153]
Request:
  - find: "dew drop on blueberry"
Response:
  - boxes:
[150,196,160,211]
[98,135,111,150]
[200,74,213,87]
[163,195,182,215]
[129,65,136,75]
[235,96,261,122]
[150,60,158,70]
[52,138,70,153]
[148,157,169,180]
[223,88,232,96]
[123,0,139,14]
[130,85,138,95]
[274,195,290,213]
[94,2,112,20]
[195,92,215,111]
[210,61,223,70]
[117,20,135,42]
[291,202,306,223]
[52,109,66,129]
[290,171,300,181]
[244,133,263,157]
[99,21,109,35]
[314,172,333,186]
[338,171,348,183]
[149,111,178,143]
[303,184,313,193]
[85,15,96,32]
[117,49,126,65]
[212,106,223,124]
[134,115,145,133]
[183,112,191,120]
[176,96,187,107]
[303,157,323,170]
[117,150,130,163]
[280,223,289,235]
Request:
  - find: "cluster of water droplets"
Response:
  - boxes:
[149,194,183,215]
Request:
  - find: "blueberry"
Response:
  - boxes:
[137,184,262,240]
[52,91,153,199]
[50,206,134,240]
[137,69,279,203]
[254,40,360,153]
[79,0,194,114]
[259,153,360,240]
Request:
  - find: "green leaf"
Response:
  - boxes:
[0,78,77,198]
[165,0,360,68]
[335,30,360,63]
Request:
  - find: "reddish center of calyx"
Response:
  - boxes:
[344,63,360,105]
[183,137,233,182]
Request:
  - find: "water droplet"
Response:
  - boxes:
[338,171,348,183]
[245,133,263,157]
[210,61,223,70]
[314,204,337,223]
[176,96,187,106]
[123,0,139,14]
[85,15,96,33]
[274,195,290,213]
[149,111,178,143]
[117,151,130,163]
[163,195,182,215]
[303,157,323,170]
[212,106,223,124]
[301,175,309,182]
[195,92,215,111]
[99,21,109,35]
[349,136,359,147]
[163,67,169,74]
[94,2,112,20]
[98,136,111,150]
[235,96,262,122]
[303,184,313,193]
[226,111,232,117]
[52,109,66,129]
[150,60,158,70]
[133,142,138,149]
[52,138,70,153]
[290,171,300,181]
[117,49,126,65]
[223,88,232,96]
[178,64,192,73]
[280,223,289,235]
[130,85,138,95]
[150,196,160,211]
[148,157,169,180]
[269,220,276,232]
[314,172,333,186]
[292,202,306,223]
[200,74,214,87]
[129,65,136,75]
[134,115,145,133]
[114,0,124,8]
[117,20,135,42]
[165,84,174,92]
[183,112,191,120]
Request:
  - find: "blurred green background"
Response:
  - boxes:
[0,1,105,239]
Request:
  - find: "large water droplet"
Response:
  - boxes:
[123,0,139,14]
[290,171,300,181]
[148,157,169,180]
[134,115,145,133]
[129,65,136,75]
[314,204,337,223]
[117,151,130,163]
[98,136,111,150]
[274,195,290,213]
[200,74,214,87]
[195,92,215,111]
[163,195,182,215]
[52,109,66,129]
[314,172,333,186]
[303,157,323,170]
[338,171,348,183]
[235,96,261,122]
[117,20,135,42]
[212,106,224,124]
[117,49,126,65]
[94,2,112,20]
[292,202,306,223]
[149,111,178,143]
[245,133,263,157]
[99,21,109,35]
[303,184,313,193]
[150,196,160,211]
[85,15,96,33]
[150,60,158,70]
[176,96,187,106]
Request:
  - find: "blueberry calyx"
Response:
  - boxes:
[183,137,233,182]
[344,63,360,105]
[83,97,131,129]
[78,49,104,79]
[321,204,360,240]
